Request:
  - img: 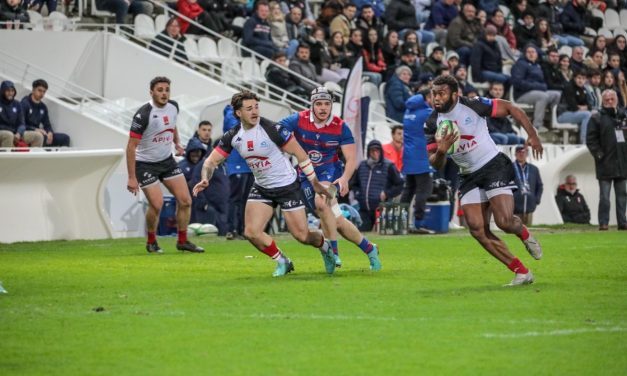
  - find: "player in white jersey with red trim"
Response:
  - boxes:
[426,75,544,286]
[193,91,336,277]
[126,76,204,254]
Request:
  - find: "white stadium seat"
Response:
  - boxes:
[134,14,156,41]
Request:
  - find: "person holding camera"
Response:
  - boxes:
[586,89,627,231]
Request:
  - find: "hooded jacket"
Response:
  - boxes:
[0,0,29,23]
[350,140,404,211]
[555,185,590,224]
[0,80,25,135]
[178,137,207,183]
[511,54,548,99]
[402,94,432,175]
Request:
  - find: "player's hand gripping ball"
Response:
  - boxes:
[435,120,460,155]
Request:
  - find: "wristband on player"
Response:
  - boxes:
[299,159,316,182]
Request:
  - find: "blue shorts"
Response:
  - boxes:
[300,163,343,211]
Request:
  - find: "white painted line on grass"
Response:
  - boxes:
[482,326,626,338]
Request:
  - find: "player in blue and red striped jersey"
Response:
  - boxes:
[277,87,382,271]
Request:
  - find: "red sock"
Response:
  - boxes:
[261,241,281,260]
[147,231,156,244]
[508,258,529,274]
[177,230,187,244]
[517,225,530,241]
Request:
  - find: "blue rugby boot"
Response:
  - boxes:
[272,259,294,277]
[368,244,382,271]
[319,240,336,274]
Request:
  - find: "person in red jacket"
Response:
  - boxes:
[177,0,225,35]
[362,27,386,87]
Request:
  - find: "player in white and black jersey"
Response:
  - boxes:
[193,91,337,277]
[426,75,544,286]
[126,76,204,254]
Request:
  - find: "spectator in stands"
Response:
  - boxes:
[555,175,591,224]
[585,69,603,111]
[179,137,207,186]
[192,120,212,150]
[389,42,421,88]
[542,47,567,91]
[560,0,595,46]
[20,79,71,148]
[513,11,539,51]
[382,125,403,172]
[616,71,627,109]
[222,104,254,239]
[190,139,229,234]
[558,70,592,144]
[345,28,364,68]
[0,0,29,29]
[510,0,528,24]
[357,4,384,39]
[148,17,189,65]
[285,6,309,43]
[584,50,604,72]
[177,0,225,35]
[485,8,520,62]
[570,46,586,73]
[446,50,459,72]
[362,27,386,86]
[536,18,558,53]
[590,35,607,56]
[470,25,509,87]
[242,0,275,59]
[381,30,401,70]
[607,35,627,72]
[453,65,477,97]
[330,2,356,44]
[350,140,404,231]
[476,9,487,27]
[422,46,447,78]
[511,45,561,133]
[536,0,584,47]
[266,51,309,104]
[446,2,483,66]
[586,89,627,231]
[288,43,320,93]
[414,0,431,24]
[559,54,573,84]
[316,0,344,30]
[280,0,317,26]
[486,82,525,145]
[425,0,457,46]
[385,66,413,123]
[308,26,349,84]
[385,0,435,46]
[606,53,623,78]
[512,145,543,226]
[400,91,433,232]
[402,31,420,50]
[268,1,299,58]
[0,80,43,148]
[600,70,624,107]
[198,0,245,38]
[96,0,152,25]
[328,31,351,68]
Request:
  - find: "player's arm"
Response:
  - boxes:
[493,98,543,159]
[126,137,141,195]
[428,130,457,170]
[173,127,184,156]
[281,136,334,200]
[192,149,226,197]
[335,143,357,196]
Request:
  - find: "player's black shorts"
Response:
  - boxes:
[135,156,183,188]
[248,180,305,211]
[458,153,517,197]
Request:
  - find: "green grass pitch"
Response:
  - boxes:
[1,229,626,375]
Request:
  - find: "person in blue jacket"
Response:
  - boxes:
[400,91,434,231]
[20,79,71,148]
[223,104,254,240]
[385,65,413,123]
[242,0,276,59]
[0,80,42,148]
[178,137,207,186]
[350,139,404,231]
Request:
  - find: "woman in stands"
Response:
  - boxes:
[362,27,387,87]
[307,26,348,83]
[381,30,401,70]
[148,17,189,65]
[536,18,557,53]
[328,31,350,69]
[558,54,572,84]
[607,35,627,72]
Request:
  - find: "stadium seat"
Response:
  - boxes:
[378,82,386,103]
[425,42,441,58]
[222,61,243,85]
[134,14,156,41]
[597,28,613,39]
[614,28,627,39]
[368,100,387,123]
[241,57,266,92]
[621,9,627,30]
[183,38,204,64]
[217,38,241,61]
[259,59,272,76]
[155,14,167,32]
[558,45,572,57]
[508,86,533,111]
[362,81,380,102]
[47,11,71,31]
[232,16,247,28]
[551,105,579,145]
[90,0,115,19]
[604,9,620,31]
[198,37,220,63]
[467,65,489,94]
[324,81,343,96]
[591,8,605,27]
[27,10,44,31]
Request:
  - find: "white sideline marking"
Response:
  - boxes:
[247,313,398,321]
[482,326,626,338]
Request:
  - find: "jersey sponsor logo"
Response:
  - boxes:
[135,113,141,119]
[464,116,472,125]
[455,135,478,153]
[247,140,254,151]
[245,155,271,170]
[308,150,323,164]
[163,115,170,125]
[151,128,174,143]
[260,141,269,148]
[326,140,339,147]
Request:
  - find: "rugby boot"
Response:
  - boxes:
[506,271,534,286]
[368,244,382,271]
[334,254,343,268]
[319,240,336,274]
[272,259,295,277]
[176,241,205,253]
[523,234,543,260]
[146,242,163,254]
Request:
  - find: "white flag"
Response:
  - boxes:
[341,56,364,163]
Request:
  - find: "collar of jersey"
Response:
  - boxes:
[309,112,333,128]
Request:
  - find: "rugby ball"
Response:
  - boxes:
[187,223,218,236]
[435,120,460,154]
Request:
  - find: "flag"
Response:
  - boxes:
[341,56,364,163]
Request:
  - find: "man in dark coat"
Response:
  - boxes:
[512,145,544,226]
[555,175,591,224]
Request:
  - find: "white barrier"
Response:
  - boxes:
[0,149,124,243]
